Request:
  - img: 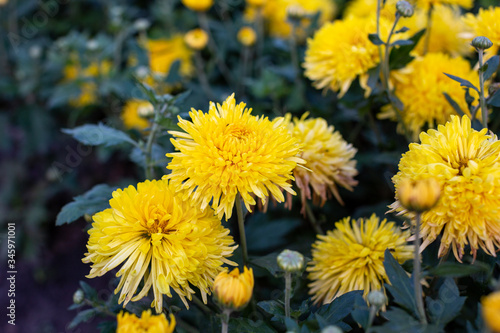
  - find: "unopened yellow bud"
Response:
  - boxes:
[237,27,257,47]
[397,178,441,212]
[184,28,209,51]
[277,249,304,273]
[181,0,213,12]
[482,291,500,333]
[213,266,254,311]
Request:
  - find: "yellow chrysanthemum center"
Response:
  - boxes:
[82,179,237,313]
[166,93,305,220]
[307,214,413,305]
[116,311,176,333]
[391,115,500,261]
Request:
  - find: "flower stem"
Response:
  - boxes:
[413,212,427,324]
[478,49,488,129]
[305,202,324,235]
[194,51,216,100]
[376,0,383,62]
[144,104,166,179]
[365,304,378,333]
[423,5,433,55]
[221,309,232,333]
[284,271,292,318]
[236,193,249,265]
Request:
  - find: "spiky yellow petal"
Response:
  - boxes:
[117,310,176,333]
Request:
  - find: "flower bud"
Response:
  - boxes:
[367,290,387,307]
[397,178,441,213]
[29,45,42,59]
[138,102,155,118]
[396,1,414,18]
[321,326,343,333]
[287,4,306,24]
[482,291,500,333]
[213,267,254,311]
[73,289,84,304]
[184,29,209,51]
[472,36,493,50]
[134,66,149,79]
[84,214,93,223]
[237,27,257,47]
[134,18,150,32]
[86,39,99,51]
[277,249,304,273]
[181,0,213,12]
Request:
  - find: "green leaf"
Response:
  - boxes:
[67,309,97,330]
[390,39,414,47]
[426,278,466,326]
[258,300,285,317]
[62,123,136,147]
[488,89,500,107]
[56,184,116,225]
[395,27,410,34]
[443,73,479,93]
[228,317,277,333]
[428,262,489,278]
[372,308,444,333]
[483,55,499,81]
[389,29,426,70]
[366,65,381,95]
[443,92,465,116]
[384,249,418,318]
[314,290,363,325]
[368,33,385,45]
[246,214,301,252]
[252,252,281,277]
[351,293,370,329]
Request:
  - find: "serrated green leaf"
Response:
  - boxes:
[389,29,426,70]
[384,250,418,318]
[483,55,499,81]
[428,262,489,278]
[443,73,479,93]
[56,184,116,225]
[229,317,277,333]
[79,280,98,301]
[314,290,363,324]
[68,309,97,330]
[443,92,465,116]
[372,308,444,333]
[369,33,385,45]
[258,300,285,317]
[62,123,136,147]
[426,278,466,326]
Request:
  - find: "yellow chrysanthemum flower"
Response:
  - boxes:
[482,291,500,332]
[307,214,413,304]
[238,27,258,47]
[121,99,153,130]
[344,0,398,20]
[166,93,305,220]
[390,115,500,261]
[213,266,254,311]
[63,60,111,107]
[184,28,209,51]
[405,4,471,56]
[182,0,213,12]
[146,36,194,77]
[378,52,480,140]
[117,310,176,333]
[285,113,358,213]
[244,0,336,39]
[414,0,473,10]
[82,179,237,313]
[463,6,500,59]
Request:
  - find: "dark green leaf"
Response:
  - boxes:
[164,60,181,83]
[389,29,426,70]
[229,317,277,333]
[426,278,466,326]
[384,249,418,317]
[372,308,443,333]
[443,92,465,116]
[314,290,363,324]
[97,321,117,333]
[252,252,281,277]
[369,33,385,45]
[389,94,404,111]
[62,123,136,147]
[284,317,300,331]
[129,144,167,168]
[68,309,97,330]
[395,27,410,34]
[390,40,414,47]
[367,65,381,95]
[56,184,116,225]
[443,73,479,93]
[428,262,489,278]
[246,214,301,252]
[258,300,285,317]
[351,293,370,329]
[488,89,500,107]
[483,55,499,81]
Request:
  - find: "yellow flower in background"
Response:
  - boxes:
[307,214,413,305]
[405,4,471,56]
[238,27,257,47]
[482,291,500,333]
[344,0,398,20]
[414,0,473,10]
[63,60,111,107]
[121,99,153,130]
[166,93,305,220]
[285,113,358,213]
[378,52,480,140]
[390,115,500,262]
[184,28,209,50]
[244,0,336,39]
[246,0,265,7]
[397,178,441,213]
[463,6,500,59]
[117,310,176,333]
[146,36,194,77]
[213,266,254,311]
[82,179,237,313]
[182,0,213,12]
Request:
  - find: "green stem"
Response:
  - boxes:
[192,294,212,314]
[221,309,232,333]
[236,193,249,265]
[194,51,217,100]
[289,24,306,104]
[144,104,165,179]
[305,202,323,235]
[284,271,292,318]
[478,49,488,129]
[414,213,427,324]
[423,5,433,55]
[365,305,378,333]
[376,0,383,63]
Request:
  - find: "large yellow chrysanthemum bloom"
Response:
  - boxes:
[213,266,254,311]
[146,36,194,77]
[390,115,500,261]
[344,0,398,20]
[378,52,480,140]
[482,291,500,332]
[307,214,413,304]
[166,94,305,220]
[63,60,111,107]
[463,6,500,59]
[414,0,473,10]
[117,310,176,333]
[405,4,471,56]
[82,179,237,313]
[244,0,336,39]
[121,99,154,130]
[285,113,358,213]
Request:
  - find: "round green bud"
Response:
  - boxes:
[73,289,85,304]
[367,290,387,307]
[277,249,304,273]
[472,36,493,50]
[396,1,414,18]
[321,326,343,333]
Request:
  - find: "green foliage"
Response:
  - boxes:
[62,123,137,147]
